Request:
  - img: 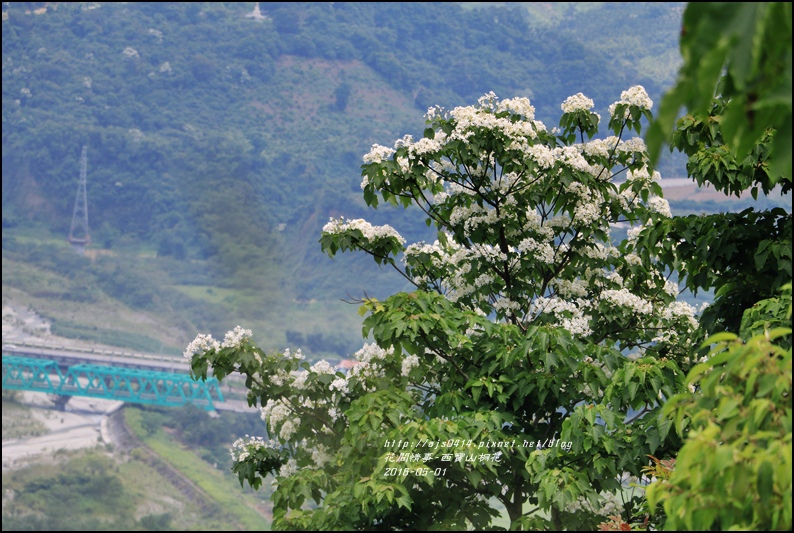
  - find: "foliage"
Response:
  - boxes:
[1,452,137,531]
[187,87,705,529]
[647,2,792,181]
[139,512,173,531]
[635,5,794,529]
[740,285,794,350]
[640,2,792,337]
[632,206,791,335]
[645,286,792,530]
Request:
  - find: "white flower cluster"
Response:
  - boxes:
[183,333,220,359]
[310,443,332,468]
[322,217,406,245]
[401,354,420,377]
[627,225,645,243]
[311,360,336,375]
[625,166,658,183]
[567,183,607,226]
[221,325,253,349]
[601,289,653,315]
[517,237,555,264]
[574,198,603,226]
[618,136,647,154]
[279,458,298,478]
[561,92,595,113]
[609,85,653,118]
[493,296,521,317]
[230,434,278,462]
[283,347,305,360]
[525,144,555,169]
[580,245,619,264]
[292,371,308,390]
[363,143,396,164]
[625,253,643,266]
[496,96,536,119]
[449,203,494,235]
[648,196,672,218]
[566,491,625,517]
[387,135,412,153]
[658,301,699,331]
[560,315,593,336]
[582,137,619,159]
[531,297,594,336]
[556,146,594,174]
[663,280,680,297]
[404,240,443,259]
[620,85,653,110]
[477,91,499,110]
[279,419,300,440]
[261,398,291,427]
[553,278,589,298]
[354,342,394,364]
[425,105,443,120]
[606,271,624,286]
[346,343,393,388]
[329,376,349,395]
[447,94,544,146]
[407,136,443,157]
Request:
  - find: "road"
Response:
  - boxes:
[2,392,123,472]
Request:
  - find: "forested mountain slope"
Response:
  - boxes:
[2,2,689,355]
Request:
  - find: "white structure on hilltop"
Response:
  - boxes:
[246,2,266,22]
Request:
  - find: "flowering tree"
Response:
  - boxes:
[186,86,704,530]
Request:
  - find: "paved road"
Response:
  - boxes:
[2,390,259,473]
[2,393,122,472]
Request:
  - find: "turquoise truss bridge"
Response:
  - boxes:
[2,355,224,411]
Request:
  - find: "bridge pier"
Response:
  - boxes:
[48,393,72,411]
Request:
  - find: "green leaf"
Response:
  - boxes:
[757,461,774,504]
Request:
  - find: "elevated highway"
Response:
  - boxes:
[2,340,187,372]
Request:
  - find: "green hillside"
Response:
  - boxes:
[2,1,694,356]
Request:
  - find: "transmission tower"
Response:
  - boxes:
[68,145,90,252]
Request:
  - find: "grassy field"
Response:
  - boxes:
[124,407,273,530]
